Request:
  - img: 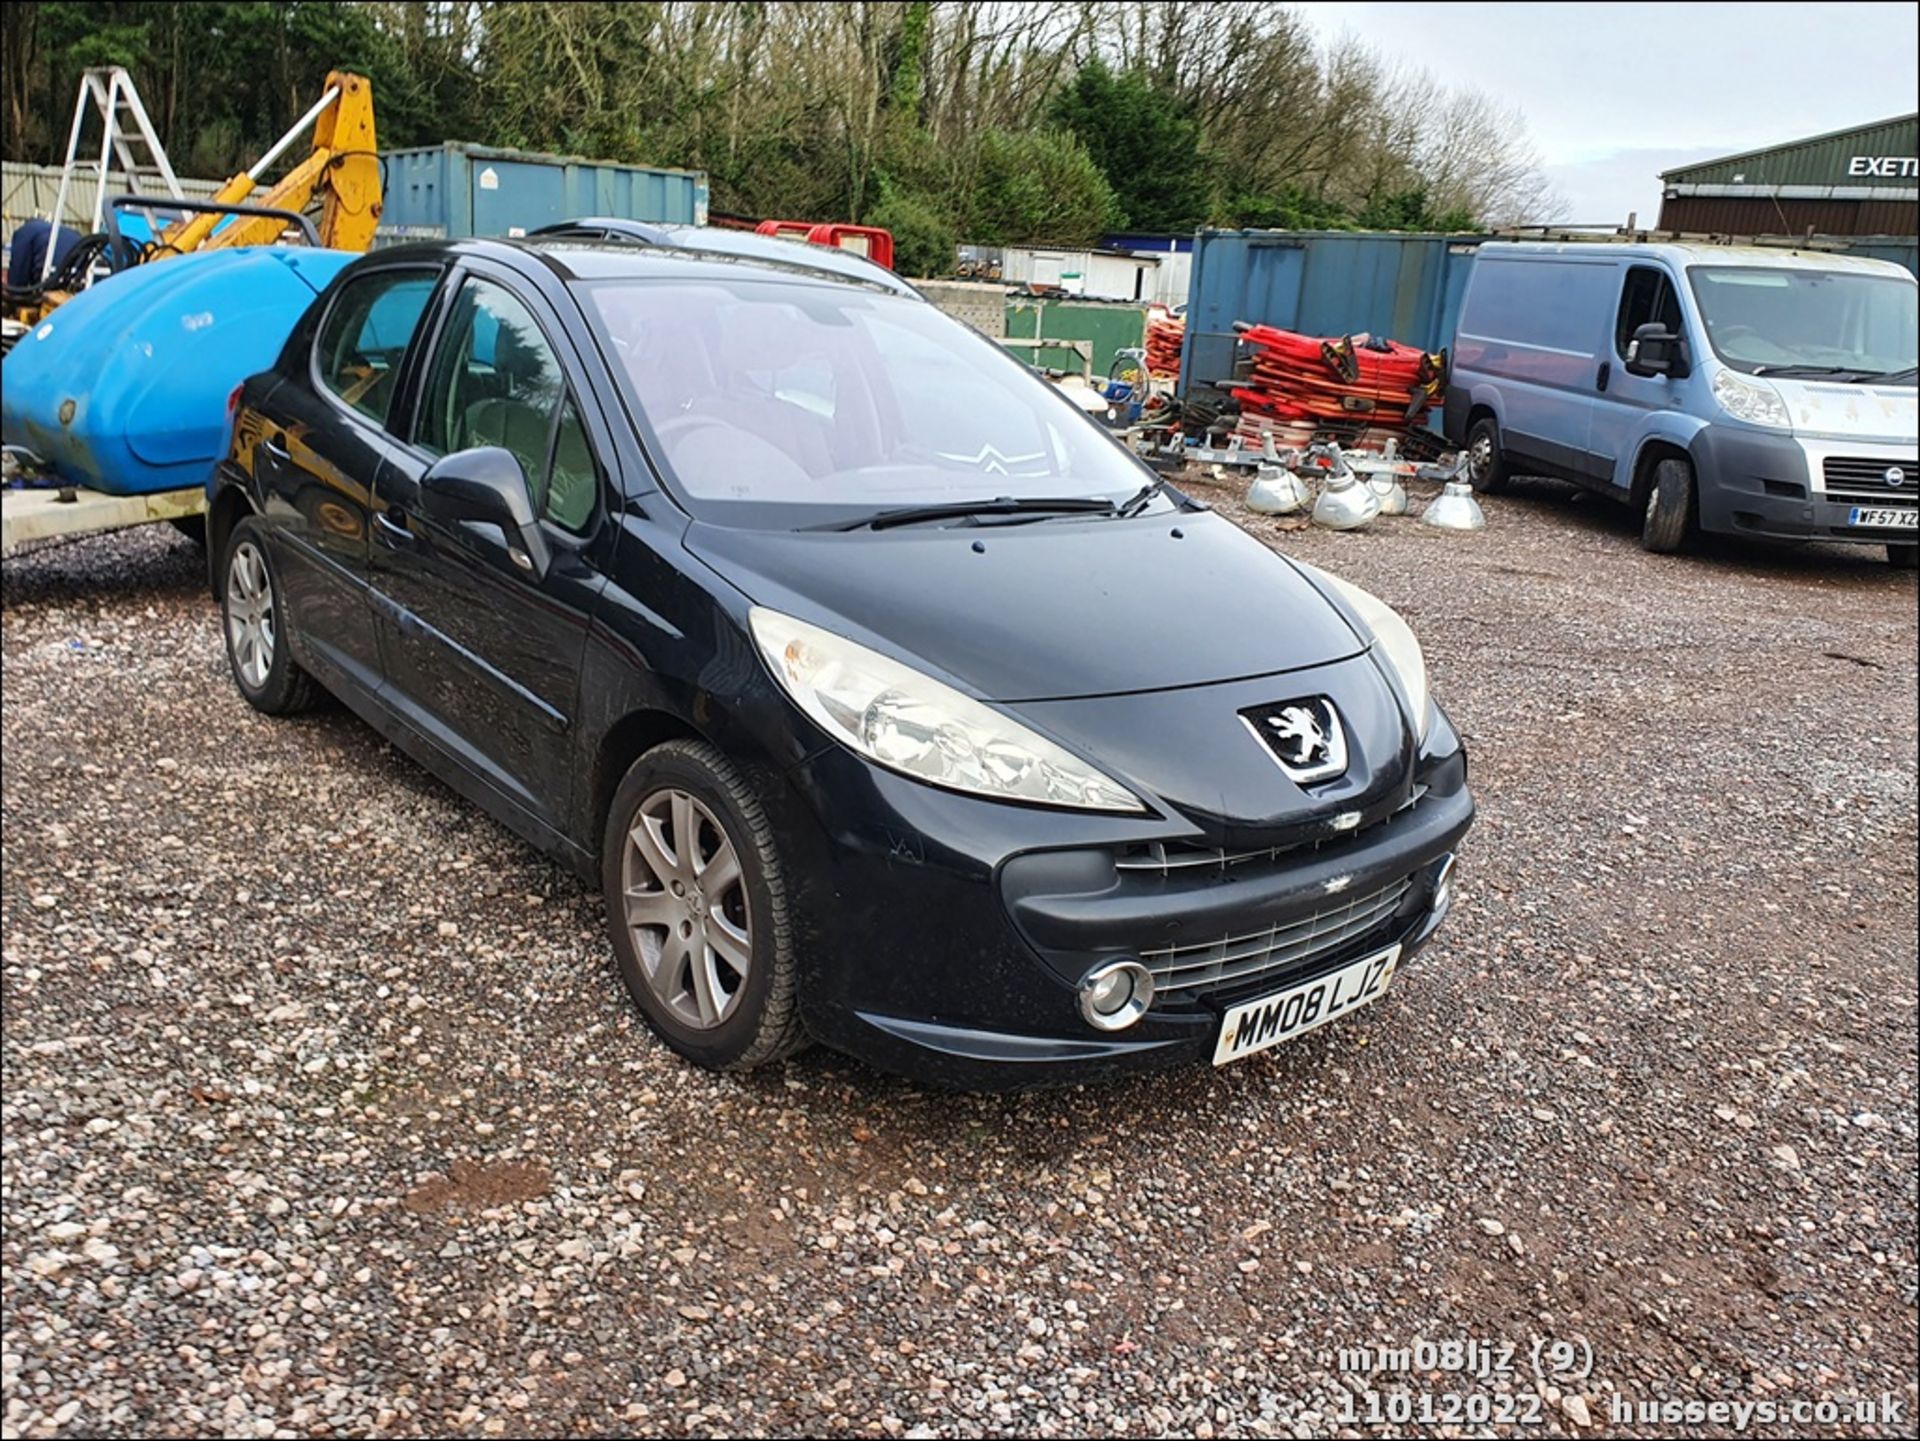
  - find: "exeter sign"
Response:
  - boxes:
[1847,155,1919,179]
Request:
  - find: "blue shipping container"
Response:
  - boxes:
[378,143,709,241]
[1179,230,1481,397]
[1847,240,1920,275]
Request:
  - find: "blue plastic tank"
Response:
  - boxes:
[2,247,356,495]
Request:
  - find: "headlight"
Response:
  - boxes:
[1319,573,1432,742]
[749,608,1145,812]
[1711,369,1791,429]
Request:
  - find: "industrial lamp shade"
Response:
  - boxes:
[1246,466,1312,515]
[1311,469,1383,530]
[1371,475,1410,515]
[1421,480,1487,531]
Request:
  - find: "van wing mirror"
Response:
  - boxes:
[418,446,550,576]
[1626,322,1690,379]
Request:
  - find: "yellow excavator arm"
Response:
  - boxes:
[160,71,380,254]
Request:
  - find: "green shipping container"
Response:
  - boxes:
[1004,297,1147,377]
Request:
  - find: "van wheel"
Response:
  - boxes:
[603,740,808,1072]
[1889,544,1918,569]
[1640,457,1694,554]
[1465,416,1509,494]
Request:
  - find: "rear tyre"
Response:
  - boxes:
[603,739,807,1072]
[221,517,320,714]
[1888,544,1918,570]
[1640,457,1694,554]
[1465,416,1510,494]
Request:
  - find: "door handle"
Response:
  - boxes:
[260,433,290,462]
[1595,361,1611,392]
[372,510,417,549]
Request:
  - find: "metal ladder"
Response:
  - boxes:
[40,67,186,284]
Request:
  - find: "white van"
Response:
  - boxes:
[1443,243,1918,565]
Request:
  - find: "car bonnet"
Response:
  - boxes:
[685,508,1368,704]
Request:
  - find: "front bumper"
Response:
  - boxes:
[772,700,1474,1091]
[1692,427,1918,545]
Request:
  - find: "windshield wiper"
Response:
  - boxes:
[1117,476,1167,518]
[809,495,1119,532]
[1117,474,1207,518]
[1750,364,1869,379]
[1860,365,1919,383]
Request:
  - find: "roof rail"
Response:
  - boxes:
[1484,224,1862,252]
[528,218,920,296]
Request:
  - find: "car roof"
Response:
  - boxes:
[364,232,921,300]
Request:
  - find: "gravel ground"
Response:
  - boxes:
[3,478,1916,1439]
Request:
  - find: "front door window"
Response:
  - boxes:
[416,277,598,533]
[1614,266,1684,359]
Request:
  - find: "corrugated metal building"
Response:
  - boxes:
[955,244,1189,307]
[1658,115,1917,237]
[2,159,224,232]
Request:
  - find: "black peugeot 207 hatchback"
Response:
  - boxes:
[208,232,1473,1089]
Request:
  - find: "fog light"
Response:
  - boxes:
[1433,851,1458,910]
[1079,959,1155,1031]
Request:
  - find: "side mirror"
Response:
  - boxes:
[1625,322,1690,379]
[418,446,549,576]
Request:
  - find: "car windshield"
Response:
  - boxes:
[580,276,1150,525]
[1686,266,1918,377]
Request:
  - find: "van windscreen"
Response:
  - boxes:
[1687,267,1917,378]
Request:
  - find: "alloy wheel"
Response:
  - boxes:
[621,787,752,1029]
[226,540,276,690]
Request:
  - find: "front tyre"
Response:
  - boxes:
[603,739,807,1072]
[221,517,320,714]
[1640,457,1694,554]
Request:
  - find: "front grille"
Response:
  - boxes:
[1823,456,1919,503]
[1142,875,1414,1004]
[1116,840,1299,875]
[1115,786,1428,878]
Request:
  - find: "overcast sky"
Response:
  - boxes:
[1296,1,1920,224]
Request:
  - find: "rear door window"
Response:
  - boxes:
[314,269,439,426]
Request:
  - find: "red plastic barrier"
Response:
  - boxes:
[754,221,896,271]
[1231,323,1446,429]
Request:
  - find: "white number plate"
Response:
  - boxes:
[1848,506,1917,530]
[1213,945,1400,1065]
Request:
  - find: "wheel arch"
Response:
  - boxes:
[1462,382,1506,437]
[588,707,709,848]
[205,478,257,599]
[1629,436,1694,509]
